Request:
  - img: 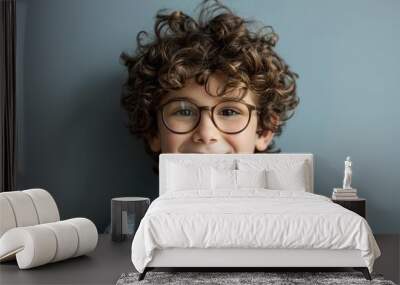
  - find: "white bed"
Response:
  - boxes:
[131,154,380,280]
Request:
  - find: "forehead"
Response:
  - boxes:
[160,74,258,106]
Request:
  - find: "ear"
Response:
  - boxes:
[255,130,274,152]
[147,134,161,153]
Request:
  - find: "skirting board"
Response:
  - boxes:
[147,248,366,267]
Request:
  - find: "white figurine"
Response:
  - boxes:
[342,156,352,189]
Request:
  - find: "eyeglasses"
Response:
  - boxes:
[158,99,259,134]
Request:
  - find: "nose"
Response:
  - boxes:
[191,109,219,144]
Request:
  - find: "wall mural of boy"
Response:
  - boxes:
[120,0,299,174]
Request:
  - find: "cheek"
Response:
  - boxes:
[158,124,189,153]
[224,123,258,153]
[224,133,256,152]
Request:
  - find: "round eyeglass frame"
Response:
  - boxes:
[158,98,260,135]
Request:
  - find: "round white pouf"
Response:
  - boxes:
[23,188,60,224]
[0,191,39,227]
[0,225,57,269]
[42,221,79,262]
[0,195,17,237]
[66,218,98,257]
[0,218,98,269]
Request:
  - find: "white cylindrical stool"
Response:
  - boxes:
[111,197,150,242]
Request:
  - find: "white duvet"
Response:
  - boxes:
[131,189,380,273]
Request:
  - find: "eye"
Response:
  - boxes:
[219,108,241,116]
[174,109,194,116]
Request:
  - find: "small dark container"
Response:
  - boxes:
[111,197,150,242]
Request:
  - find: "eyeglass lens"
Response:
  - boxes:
[162,100,251,133]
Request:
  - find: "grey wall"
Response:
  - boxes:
[16,0,399,233]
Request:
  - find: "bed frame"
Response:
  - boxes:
[139,154,372,281]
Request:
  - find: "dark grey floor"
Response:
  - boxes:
[374,234,400,284]
[0,234,398,285]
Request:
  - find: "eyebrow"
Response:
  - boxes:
[164,95,245,106]
[171,96,200,103]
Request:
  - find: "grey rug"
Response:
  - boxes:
[116,271,396,285]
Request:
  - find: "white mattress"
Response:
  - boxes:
[131,189,381,273]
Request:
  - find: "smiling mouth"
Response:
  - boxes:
[182,151,232,154]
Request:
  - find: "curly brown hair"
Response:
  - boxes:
[120,0,299,173]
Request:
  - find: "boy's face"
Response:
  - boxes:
[148,73,274,154]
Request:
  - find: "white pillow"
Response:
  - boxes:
[237,159,309,191]
[265,161,308,191]
[167,162,212,191]
[236,169,267,189]
[211,168,237,190]
[211,168,268,190]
